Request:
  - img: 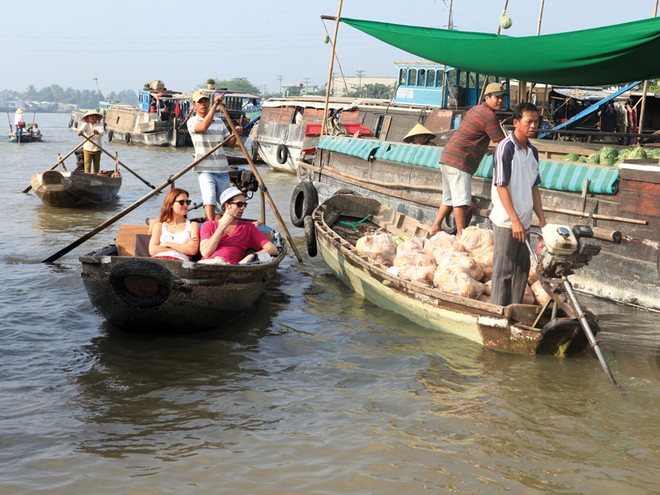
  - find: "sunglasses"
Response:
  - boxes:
[228,201,248,208]
[174,199,192,206]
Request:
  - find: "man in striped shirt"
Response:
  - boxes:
[430,82,506,235]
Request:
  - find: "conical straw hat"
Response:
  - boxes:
[403,123,435,143]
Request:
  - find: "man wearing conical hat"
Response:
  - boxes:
[403,123,436,146]
[77,110,105,174]
[430,82,507,236]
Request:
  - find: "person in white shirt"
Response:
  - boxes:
[489,102,547,306]
[77,110,105,173]
[187,90,242,221]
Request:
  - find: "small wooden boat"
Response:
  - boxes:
[309,194,600,356]
[80,223,287,333]
[31,169,122,207]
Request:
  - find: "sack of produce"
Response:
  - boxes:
[460,226,493,254]
[396,236,427,256]
[472,245,494,280]
[424,231,463,260]
[393,252,436,268]
[531,280,551,306]
[436,251,485,282]
[433,269,485,299]
[356,233,397,266]
[399,264,436,286]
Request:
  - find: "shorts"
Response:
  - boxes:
[440,164,472,207]
[197,172,230,210]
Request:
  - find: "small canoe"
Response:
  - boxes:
[310,194,600,356]
[80,223,286,333]
[31,169,122,207]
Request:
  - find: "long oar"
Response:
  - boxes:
[22,135,93,193]
[93,140,157,190]
[525,238,619,388]
[217,103,303,262]
[42,134,235,264]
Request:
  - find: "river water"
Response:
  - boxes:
[1,113,659,494]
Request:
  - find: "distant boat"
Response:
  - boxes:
[9,125,42,143]
[102,80,192,147]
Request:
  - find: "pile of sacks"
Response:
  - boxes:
[356,226,551,305]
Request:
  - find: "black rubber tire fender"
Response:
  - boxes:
[276,144,289,164]
[68,116,74,128]
[290,181,318,228]
[107,130,114,142]
[303,215,317,257]
[109,259,173,308]
[125,133,131,144]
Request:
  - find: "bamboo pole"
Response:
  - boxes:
[637,0,659,138]
[93,141,157,189]
[320,20,350,97]
[217,103,303,262]
[478,0,510,103]
[320,0,344,137]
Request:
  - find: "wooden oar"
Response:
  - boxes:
[217,103,303,262]
[42,134,235,264]
[21,135,93,193]
[91,140,157,190]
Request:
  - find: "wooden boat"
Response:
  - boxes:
[80,223,287,333]
[296,135,660,312]
[31,168,122,207]
[9,126,42,143]
[309,194,599,355]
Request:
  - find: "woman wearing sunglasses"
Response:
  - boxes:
[149,188,200,262]
[199,187,278,264]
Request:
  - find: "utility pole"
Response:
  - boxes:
[262,85,268,98]
[303,77,311,95]
[277,75,284,96]
[355,70,365,97]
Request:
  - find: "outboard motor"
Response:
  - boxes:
[228,166,259,198]
[535,224,601,279]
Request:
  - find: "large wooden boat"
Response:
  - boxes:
[250,95,444,174]
[296,135,660,312]
[31,168,121,207]
[103,81,192,147]
[310,194,599,355]
[80,224,286,333]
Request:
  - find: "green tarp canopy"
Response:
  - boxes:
[341,17,660,85]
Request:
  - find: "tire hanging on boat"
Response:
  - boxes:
[290,181,318,228]
[109,259,173,308]
[125,133,131,144]
[303,215,317,257]
[107,130,114,142]
[276,144,289,164]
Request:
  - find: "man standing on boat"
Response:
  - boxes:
[188,90,242,221]
[489,102,546,306]
[430,82,506,236]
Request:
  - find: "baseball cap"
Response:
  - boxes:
[484,82,506,96]
[192,90,210,102]
[219,187,244,207]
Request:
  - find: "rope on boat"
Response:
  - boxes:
[339,214,372,231]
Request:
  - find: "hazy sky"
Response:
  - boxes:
[2,0,656,95]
